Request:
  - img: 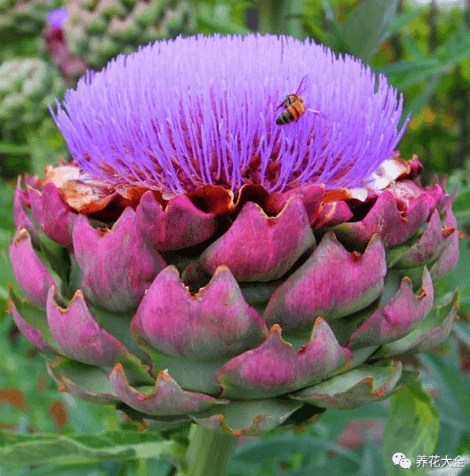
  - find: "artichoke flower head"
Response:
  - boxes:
[9,35,460,435]
[51,34,406,195]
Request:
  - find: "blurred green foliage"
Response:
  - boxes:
[1,1,470,475]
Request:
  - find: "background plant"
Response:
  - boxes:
[1,1,470,475]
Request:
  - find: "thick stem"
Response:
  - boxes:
[257,0,275,34]
[185,424,238,476]
[282,0,305,38]
[257,0,305,37]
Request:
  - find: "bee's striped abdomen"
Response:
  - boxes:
[275,95,305,125]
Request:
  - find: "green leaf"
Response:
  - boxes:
[454,321,470,351]
[386,10,420,40]
[0,245,18,300]
[302,17,330,46]
[234,434,360,465]
[402,34,427,61]
[393,62,447,89]
[454,209,470,225]
[421,354,470,427]
[59,393,117,435]
[457,432,470,456]
[442,236,470,313]
[341,0,400,63]
[230,433,363,476]
[25,120,68,176]
[453,187,470,212]
[0,293,7,320]
[0,463,113,476]
[435,25,470,67]
[378,26,470,89]
[374,59,446,100]
[374,59,441,78]
[383,380,439,476]
[0,141,30,155]
[404,74,441,117]
[0,181,15,231]
[0,430,183,466]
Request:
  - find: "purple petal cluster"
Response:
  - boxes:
[47,8,68,29]
[50,34,408,194]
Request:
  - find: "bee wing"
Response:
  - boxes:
[307,108,325,119]
[295,74,311,96]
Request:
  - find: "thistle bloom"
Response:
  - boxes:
[10,35,459,437]
[44,7,86,83]
[46,7,68,29]
[50,35,406,194]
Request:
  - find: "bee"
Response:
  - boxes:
[275,75,321,125]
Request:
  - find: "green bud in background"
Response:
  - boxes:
[0,58,65,131]
[62,0,196,69]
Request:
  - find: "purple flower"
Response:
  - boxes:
[47,8,68,29]
[10,34,459,437]
[50,34,408,194]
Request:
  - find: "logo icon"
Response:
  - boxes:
[392,453,412,469]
